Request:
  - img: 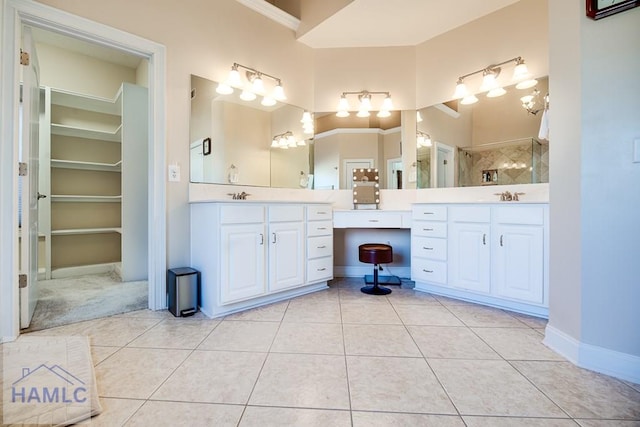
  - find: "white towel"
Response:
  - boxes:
[538,108,549,141]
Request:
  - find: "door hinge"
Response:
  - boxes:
[19,274,27,288]
[20,49,30,66]
[18,162,28,176]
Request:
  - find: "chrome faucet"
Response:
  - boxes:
[494,191,525,201]
[227,191,250,200]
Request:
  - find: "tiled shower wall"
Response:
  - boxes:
[458,140,549,187]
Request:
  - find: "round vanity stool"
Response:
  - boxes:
[358,243,393,295]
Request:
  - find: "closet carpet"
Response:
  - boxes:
[25,273,148,332]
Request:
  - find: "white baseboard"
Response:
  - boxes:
[544,324,640,384]
[334,265,411,279]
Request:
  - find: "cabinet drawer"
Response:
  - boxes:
[449,206,491,223]
[307,220,333,237]
[308,235,333,259]
[494,206,544,225]
[307,257,333,282]
[307,205,332,221]
[413,205,447,221]
[269,205,303,222]
[412,259,447,285]
[412,236,447,261]
[413,221,447,238]
[220,204,264,224]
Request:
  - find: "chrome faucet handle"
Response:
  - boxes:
[513,192,525,201]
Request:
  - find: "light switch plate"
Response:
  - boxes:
[634,138,640,163]
[168,164,180,182]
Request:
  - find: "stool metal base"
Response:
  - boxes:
[360,284,392,295]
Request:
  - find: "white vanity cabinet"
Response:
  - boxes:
[268,205,305,292]
[412,203,549,317]
[306,205,333,282]
[191,202,332,317]
[411,205,448,285]
[448,206,491,294]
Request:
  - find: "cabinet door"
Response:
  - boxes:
[269,221,305,292]
[493,224,544,304]
[220,223,266,304]
[449,222,491,293]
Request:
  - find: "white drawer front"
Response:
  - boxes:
[413,221,447,238]
[307,205,332,221]
[307,257,333,282]
[308,235,333,259]
[494,205,544,225]
[220,204,264,224]
[412,236,447,261]
[449,206,491,223]
[307,220,333,237]
[269,205,304,222]
[412,259,447,285]
[413,205,447,221]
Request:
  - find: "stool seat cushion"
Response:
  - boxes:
[359,243,393,264]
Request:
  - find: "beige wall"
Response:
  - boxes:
[415,0,549,108]
[35,42,137,98]
[36,0,316,268]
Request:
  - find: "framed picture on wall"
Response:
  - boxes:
[203,137,211,156]
[586,0,640,20]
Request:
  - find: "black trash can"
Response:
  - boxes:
[167,267,200,317]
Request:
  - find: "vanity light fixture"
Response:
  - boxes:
[336,90,393,118]
[521,89,549,115]
[452,56,534,104]
[416,131,432,148]
[217,62,287,105]
[272,131,306,149]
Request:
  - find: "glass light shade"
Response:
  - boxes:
[453,81,468,99]
[337,95,350,111]
[239,90,256,101]
[479,72,498,92]
[280,144,289,149]
[215,82,234,95]
[303,126,314,135]
[297,139,306,146]
[356,109,370,118]
[288,138,297,148]
[417,111,423,122]
[486,87,506,98]
[227,67,242,87]
[359,95,372,111]
[460,94,479,105]
[251,75,264,94]
[376,110,391,118]
[512,61,530,80]
[278,136,288,146]
[261,96,276,106]
[271,139,279,148]
[336,110,349,118]
[516,79,538,89]
[424,137,432,147]
[300,111,313,123]
[520,95,535,103]
[272,83,286,101]
[381,95,393,111]
[416,135,425,147]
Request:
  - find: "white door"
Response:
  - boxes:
[433,142,454,188]
[19,27,41,329]
[387,157,403,189]
[269,221,305,292]
[493,224,544,303]
[220,224,266,304]
[343,159,374,190]
[449,222,491,294]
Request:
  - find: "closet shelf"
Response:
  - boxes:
[51,159,122,172]
[51,123,122,142]
[51,195,122,203]
[51,227,122,236]
[51,88,118,115]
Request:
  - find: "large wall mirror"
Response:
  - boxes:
[417,76,549,188]
[190,74,311,188]
[312,112,402,190]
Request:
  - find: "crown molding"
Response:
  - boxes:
[235,0,300,31]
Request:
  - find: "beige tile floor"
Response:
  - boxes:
[26,278,640,426]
